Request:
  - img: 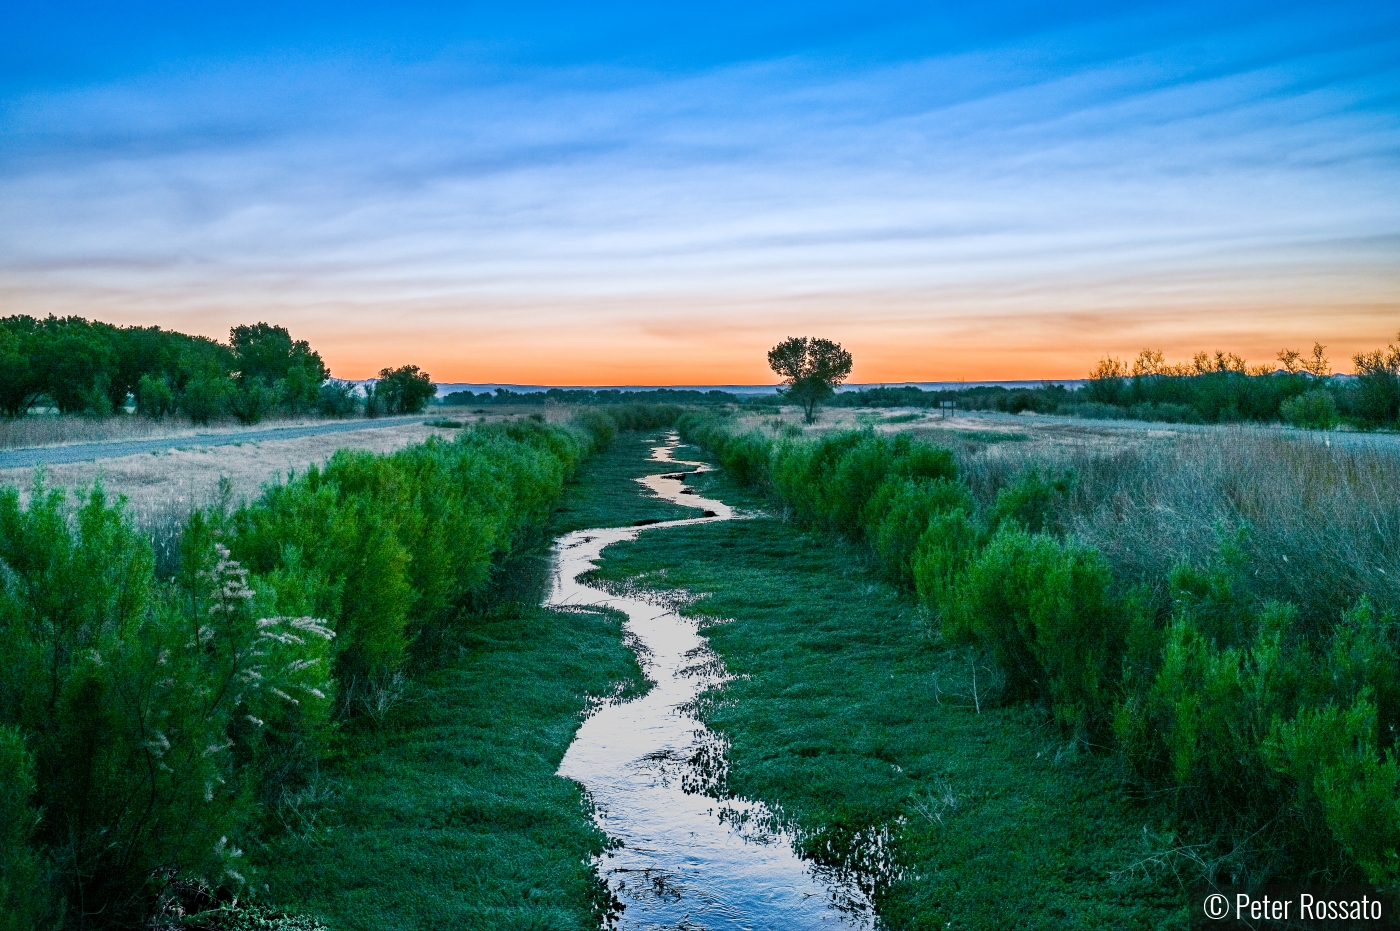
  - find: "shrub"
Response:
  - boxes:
[950,527,1122,734]
[911,510,984,627]
[316,381,358,418]
[865,477,972,584]
[137,374,178,418]
[0,411,617,927]
[181,371,233,424]
[1264,698,1400,883]
[230,377,281,425]
[1279,388,1339,430]
[0,725,53,931]
[990,467,1075,535]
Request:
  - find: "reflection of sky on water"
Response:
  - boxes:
[550,438,874,927]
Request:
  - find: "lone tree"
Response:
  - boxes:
[767,336,854,424]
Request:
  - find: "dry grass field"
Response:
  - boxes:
[0,411,347,450]
[0,421,457,524]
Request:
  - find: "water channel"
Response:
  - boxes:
[550,434,873,930]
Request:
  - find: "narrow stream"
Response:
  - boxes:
[551,434,873,930]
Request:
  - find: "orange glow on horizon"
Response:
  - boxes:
[5,278,1395,386]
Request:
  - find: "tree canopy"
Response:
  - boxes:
[0,315,350,423]
[767,336,854,423]
[372,365,437,415]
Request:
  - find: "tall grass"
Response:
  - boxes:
[679,412,1400,884]
[0,407,673,929]
[947,429,1400,624]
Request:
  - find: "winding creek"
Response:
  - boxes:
[549,434,873,930]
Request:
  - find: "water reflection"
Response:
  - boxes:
[551,435,874,930]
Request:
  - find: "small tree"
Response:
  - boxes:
[767,337,853,424]
[374,365,436,415]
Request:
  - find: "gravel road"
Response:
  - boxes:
[0,416,432,470]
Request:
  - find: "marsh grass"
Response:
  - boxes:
[952,428,1400,621]
[253,590,645,931]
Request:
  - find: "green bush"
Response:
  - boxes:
[181,370,233,424]
[990,467,1076,535]
[683,413,1400,882]
[230,377,281,425]
[0,725,53,931]
[865,477,972,584]
[1264,698,1400,883]
[315,381,358,418]
[1279,387,1339,430]
[137,373,178,418]
[0,411,630,928]
[950,527,1123,734]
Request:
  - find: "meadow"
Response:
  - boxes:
[5,395,1397,930]
[677,408,1400,899]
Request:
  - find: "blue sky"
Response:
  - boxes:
[2,1,1397,382]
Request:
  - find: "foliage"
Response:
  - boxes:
[136,374,178,418]
[0,314,423,426]
[1278,387,1339,429]
[589,513,1187,929]
[0,408,656,929]
[1350,333,1400,428]
[229,378,281,425]
[824,337,1400,430]
[181,368,236,424]
[373,365,436,415]
[683,413,1400,883]
[0,725,55,931]
[314,381,358,418]
[767,336,854,423]
[0,481,335,926]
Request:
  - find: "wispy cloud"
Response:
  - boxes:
[2,6,1397,380]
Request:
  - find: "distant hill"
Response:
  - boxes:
[430,380,1085,398]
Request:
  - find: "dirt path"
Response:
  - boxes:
[0,415,430,469]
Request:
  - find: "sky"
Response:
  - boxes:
[2,2,1397,384]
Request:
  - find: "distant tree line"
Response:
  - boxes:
[441,386,742,406]
[827,335,1400,431]
[0,315,437,423]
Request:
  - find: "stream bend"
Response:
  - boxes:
[550,433,872,930]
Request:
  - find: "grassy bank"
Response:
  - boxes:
[253,580,642,929]
[676,411,1400,889]
[254,427,693,929]
[589,459,1187,928]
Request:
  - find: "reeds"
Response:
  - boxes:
[953,427,1400,622]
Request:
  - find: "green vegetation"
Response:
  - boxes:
[365,365,436,417]
[0,408,684,929]
[679,412,1400,886]
[0,315,442,424]
[254,414,689,930]
[254,577,644,930]
[589,502,1185,928]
